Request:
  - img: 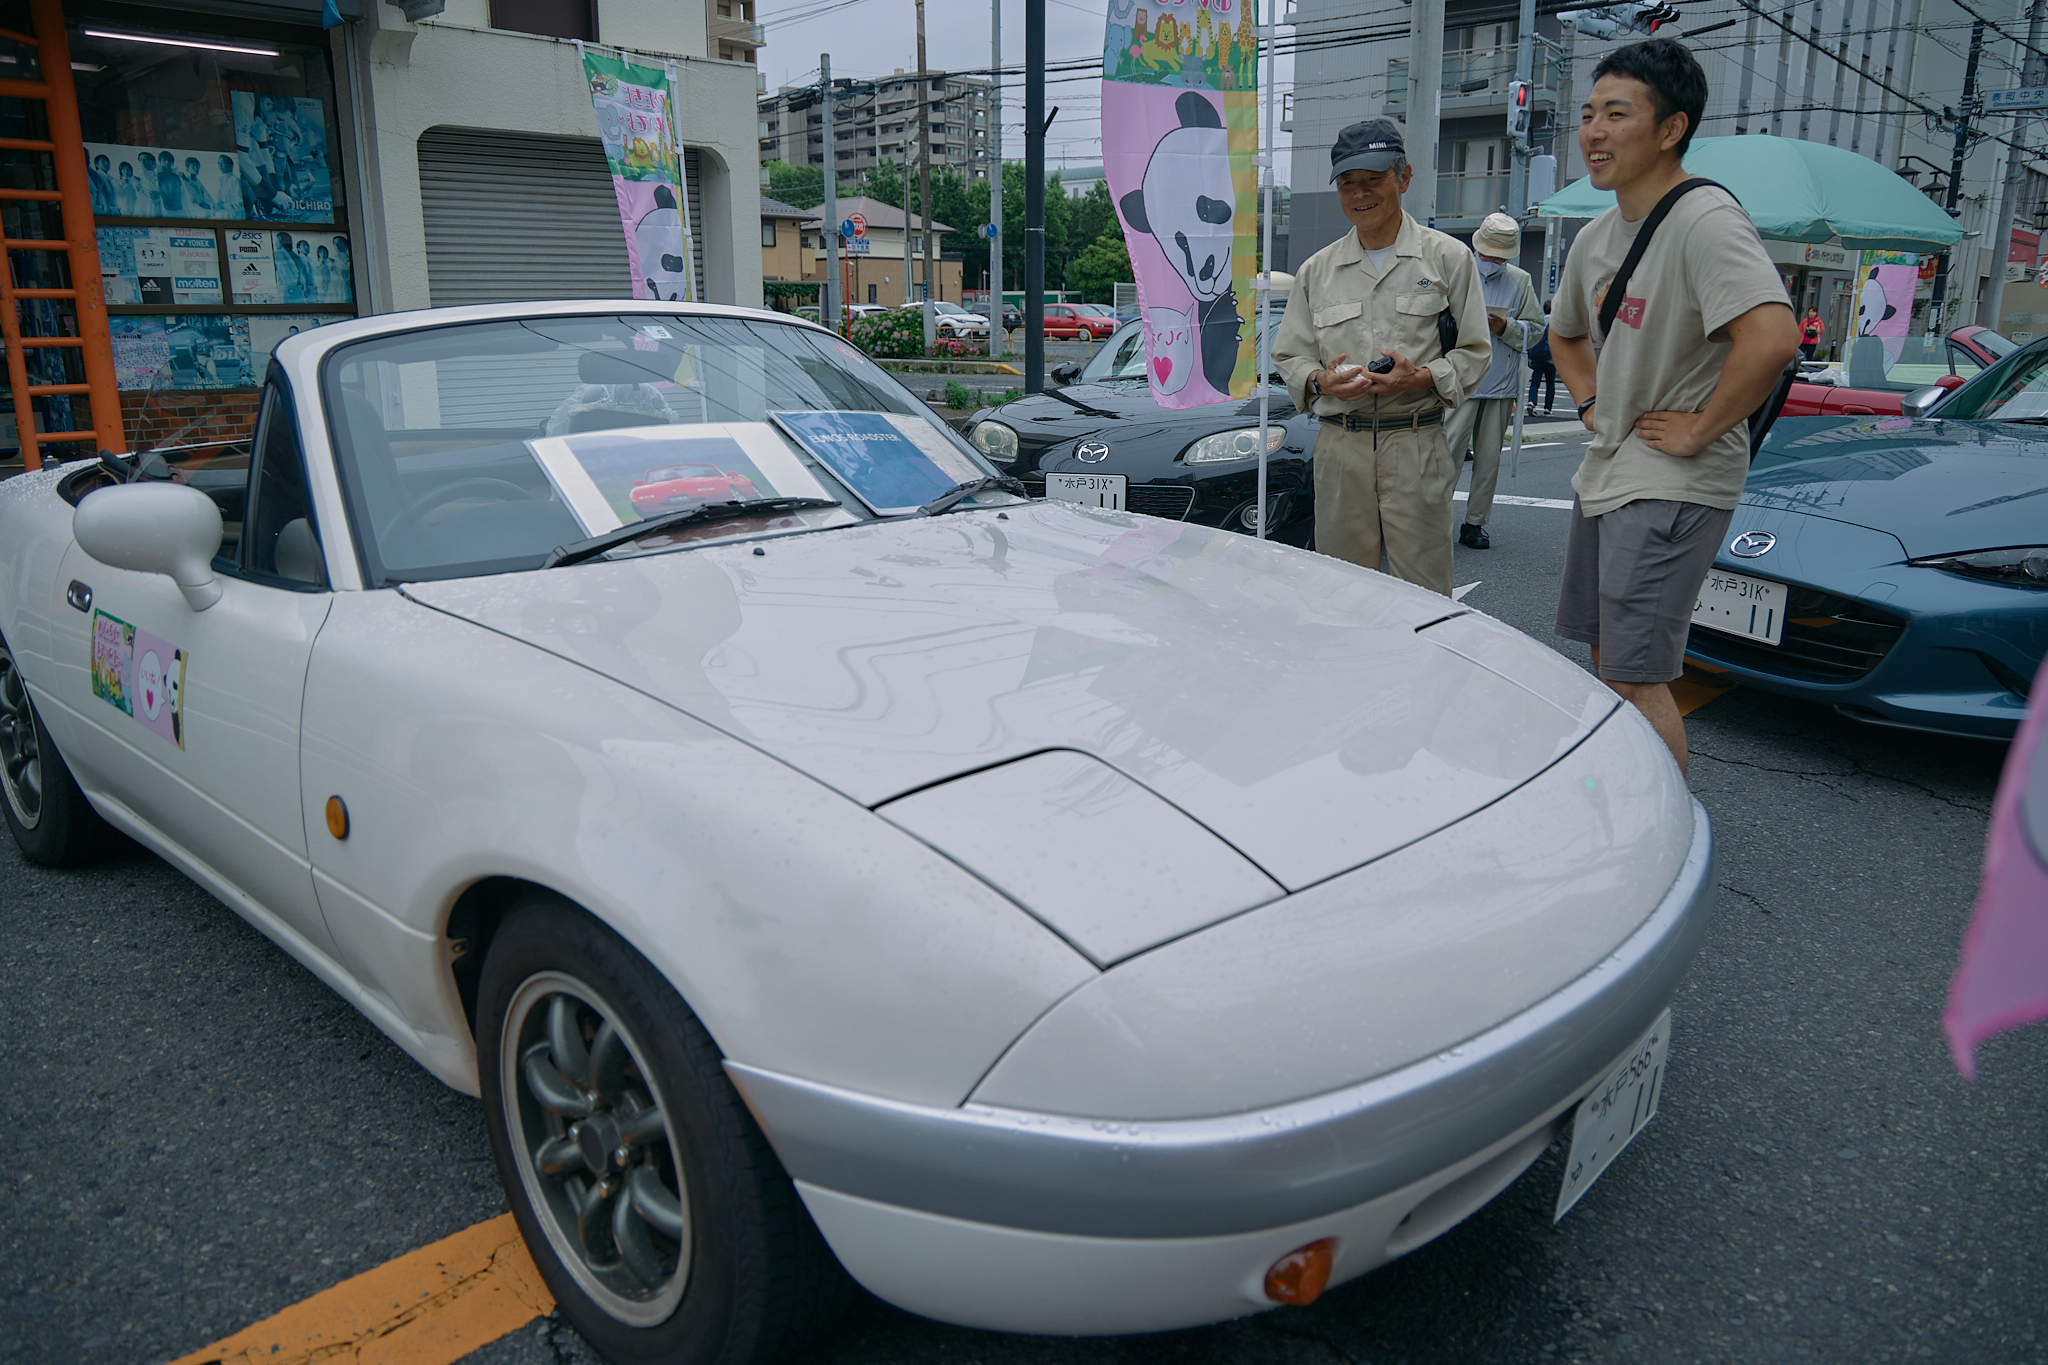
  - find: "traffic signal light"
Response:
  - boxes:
[1507,80,1532,140]
[1632,2,1681,32]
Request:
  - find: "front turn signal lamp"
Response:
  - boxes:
[1263,1237,1337,1306]
[1908,546,2048,587]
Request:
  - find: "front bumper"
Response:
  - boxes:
[728,799,1713,1330]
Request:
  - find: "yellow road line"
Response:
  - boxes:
[169,1212,554,1365]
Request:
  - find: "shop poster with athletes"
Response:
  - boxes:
[1102,0,1261,409]
[578,44,696,303]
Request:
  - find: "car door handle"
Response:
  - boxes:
[66,580,92,613]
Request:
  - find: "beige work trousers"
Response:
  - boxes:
[1441,395,1511,526]
[1311,419,1456,597]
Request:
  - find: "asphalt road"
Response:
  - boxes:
[4,425,2044,1365]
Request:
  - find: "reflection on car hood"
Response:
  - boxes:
[985,381,1297,432]
[404,503,1614,891]
[1748,416,2048,555]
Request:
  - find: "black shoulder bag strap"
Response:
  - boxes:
[1596,176,1726,337]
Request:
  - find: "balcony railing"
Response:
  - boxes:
[709,16,765,47]
[1387,48,1560,115]
[1436,171,1508,219]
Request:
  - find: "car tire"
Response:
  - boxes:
[0,631,121,867]
[478,893,853,1365]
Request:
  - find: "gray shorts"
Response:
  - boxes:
[1555,497,1734,684]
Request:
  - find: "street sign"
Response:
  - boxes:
[1987,87,2048,112]
[844,238,871,255]
[849,212,868,238]
[983,223,999,238]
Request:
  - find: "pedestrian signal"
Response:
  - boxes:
[1632,2,1681,31]
[1508,80,1532,140]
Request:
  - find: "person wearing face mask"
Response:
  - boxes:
[1440,213,1544,550]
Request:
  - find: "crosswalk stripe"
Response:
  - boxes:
[1455,491,1577,509]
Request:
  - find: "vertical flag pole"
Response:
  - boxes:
[990,0,1003,358]
[1256,0,1276,539]
[666,59,695,301]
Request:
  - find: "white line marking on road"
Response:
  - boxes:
[1453,581,1482,601]
[1455,491,1576,509]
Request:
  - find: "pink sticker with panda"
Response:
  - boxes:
[132,626,188,750]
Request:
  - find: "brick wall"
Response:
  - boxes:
[120,388,261,453]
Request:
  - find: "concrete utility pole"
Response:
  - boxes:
[822,53,841,333]
[1980,0,2046,330]
[1024,0,1045,391]
[917,0,937,347]
[1928,19,1986,332]
[1408,0,1444,226]
[904,163,914,304]
[990,0,1003,357]
[1507,0,1537,216]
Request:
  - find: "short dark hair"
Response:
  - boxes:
[1592,38,1708,157]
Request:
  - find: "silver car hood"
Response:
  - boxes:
[405,502,1615,891]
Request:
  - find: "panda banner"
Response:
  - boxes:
[1104,0,1261,408]
[578,44,696,302]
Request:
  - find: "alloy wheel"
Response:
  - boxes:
[501,971,690,1326]
[0,642,42,830]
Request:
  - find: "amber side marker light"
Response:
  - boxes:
[1264,1237,1337,1306]
[325,796,349,840]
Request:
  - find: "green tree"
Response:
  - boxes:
[1069,179,1119,258]
[993,161,1074,295]
[765,160,823,210]
[1066,234,1133,305]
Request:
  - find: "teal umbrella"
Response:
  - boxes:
[1533,134,1966,251]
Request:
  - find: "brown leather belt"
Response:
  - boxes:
[1319,409,1443,433]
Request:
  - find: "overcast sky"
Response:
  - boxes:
[757,0,1294,183]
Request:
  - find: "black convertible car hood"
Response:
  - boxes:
[976,381,1298,453]
[1748,416,2048,557]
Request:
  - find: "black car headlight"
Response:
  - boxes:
[968,420,1019,463]
[1908,547,2048,586]
[1183,426,1288,464]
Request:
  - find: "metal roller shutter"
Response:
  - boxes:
[419,128,707,306]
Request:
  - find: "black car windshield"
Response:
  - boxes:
[1933,341,2048,422]
[1079,318,1284,384]
[321,313,1008,585]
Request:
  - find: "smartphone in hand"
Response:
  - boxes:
[1366,355,1395,374]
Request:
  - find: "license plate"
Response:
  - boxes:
[1693,567,1787,645]
[1045,472,1127,510]
[1554,1009,1671,1222]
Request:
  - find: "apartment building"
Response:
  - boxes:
[1285,0,2035,336]
[759,69,993,181]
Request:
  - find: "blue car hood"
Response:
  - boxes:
[1749,416,2048,558]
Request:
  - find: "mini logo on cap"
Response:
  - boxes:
[1367,141,1388,149]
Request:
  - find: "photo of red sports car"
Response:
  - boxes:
[628,463,761,514]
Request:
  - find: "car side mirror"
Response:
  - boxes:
[1050,362,1082,385]
[73,481,225,611]
[1899,385,1947,419]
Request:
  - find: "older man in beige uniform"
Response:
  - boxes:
[1274,117,1490,596]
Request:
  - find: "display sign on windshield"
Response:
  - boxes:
[771,410,984,515]
[528,422,846,534]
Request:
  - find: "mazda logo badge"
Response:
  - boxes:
[1075,440,1111,463]
[1729,530,1776,558]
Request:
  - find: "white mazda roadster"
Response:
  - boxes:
[0,302,1711,1364]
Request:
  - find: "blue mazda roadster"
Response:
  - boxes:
[1685,341,2048,740]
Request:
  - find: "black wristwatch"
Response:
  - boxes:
[1306,371,1324,399]
[1577,395,1598,417]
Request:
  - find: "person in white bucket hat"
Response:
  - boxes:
[1440,212,1544,549]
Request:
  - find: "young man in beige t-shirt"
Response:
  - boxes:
[1549,39,1799,773]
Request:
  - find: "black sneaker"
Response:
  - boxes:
[1459,522,1491,549]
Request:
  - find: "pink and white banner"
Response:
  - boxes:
[580,45,695,302]
[1103,0,1260,408]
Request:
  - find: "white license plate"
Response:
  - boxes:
[1554,1009,1671,1222]
[1045,472,1127,510]
[1693,567,1788,645]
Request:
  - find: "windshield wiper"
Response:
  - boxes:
[918,474,1029,516]
[1044,387,1122,419]
[542,498,841,568]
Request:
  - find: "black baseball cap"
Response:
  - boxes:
[1330,118,1406,180]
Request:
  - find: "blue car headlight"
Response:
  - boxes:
[1908,547,2048,587]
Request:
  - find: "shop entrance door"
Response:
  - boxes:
[0,0,123,470]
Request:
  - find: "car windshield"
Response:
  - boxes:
[1973,328,2019,359]
[321,313,1006,585]
[1930,340,2048,421]
[1840,335,1986,391]
[1078,319,1281,384]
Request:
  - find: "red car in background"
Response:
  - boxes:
[1041,303,1117,340]
[628,463,761,514]
[1779,325,2015,418]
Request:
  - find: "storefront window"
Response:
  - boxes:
[65,17,355,436]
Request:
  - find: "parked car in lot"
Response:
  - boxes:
[1779,325,2013,418]
[965,319,1317,544]
[1689,335,2048,739]
[1041,301,1117,339]
[0,300,1710,1360]
[910,301,990,340]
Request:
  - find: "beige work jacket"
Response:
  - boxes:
[1273,211,1493,420]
